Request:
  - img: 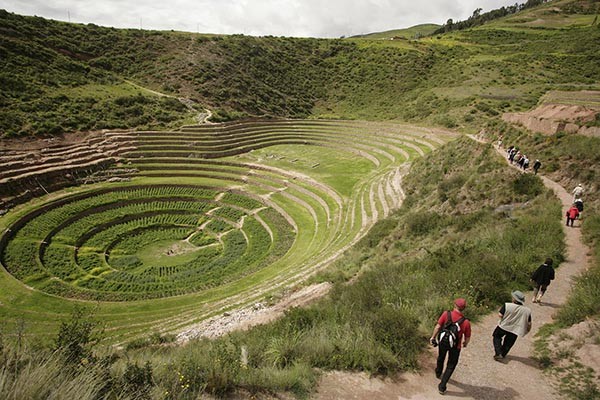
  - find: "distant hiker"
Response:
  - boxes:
[522,157,529,171]
[506,145,514,158]
[430,298,472,395]
[513,151,522,165]
[509,148,517,163]
[517,155,525,169]
[566,204,580,227]
[492,290,531,361]
[572,183,584,201]
[533,159,541,175]
[530,258,555,304]
[574,198,584,213]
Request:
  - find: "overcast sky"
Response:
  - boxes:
[1,0,520,38]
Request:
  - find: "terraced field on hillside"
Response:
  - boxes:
[0,119,456,343]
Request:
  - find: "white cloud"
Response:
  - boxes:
[0,0,521,37]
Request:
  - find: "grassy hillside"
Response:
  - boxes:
[0,10,331,135]
[2,0,600,136]
[352,24,440,39]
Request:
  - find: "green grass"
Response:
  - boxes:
[234,144,376,197]
[352,24,441,40]
[3,3,600,136]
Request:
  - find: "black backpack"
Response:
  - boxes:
[438,311,466,349]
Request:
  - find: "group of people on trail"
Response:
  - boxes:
[505,145,541,174]
[505,143,586,228]
[430,258,556,395]
[566,184,585,227]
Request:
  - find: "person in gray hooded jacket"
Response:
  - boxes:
[492,290,532,360]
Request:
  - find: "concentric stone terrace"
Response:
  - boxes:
[1,185,293,300]
[0,119,453,339]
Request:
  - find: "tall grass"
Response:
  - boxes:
[0,348,108,400]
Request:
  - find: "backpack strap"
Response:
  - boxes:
[445,310,453,326]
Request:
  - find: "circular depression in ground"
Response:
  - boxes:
[0,185,295,301]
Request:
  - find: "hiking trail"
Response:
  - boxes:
[314,136,590,399]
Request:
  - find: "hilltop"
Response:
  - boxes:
[350,23,441,39]
[1,0,599,137]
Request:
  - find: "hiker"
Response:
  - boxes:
[517,154,526,169]
[506,145,514,159]
[566,203,580,227]
[492,290,531,360]
[513,151,522,165]
[572,183,584,201]
[533,159,541,175]
[574,198,584,213]
[522,156,529,171]
[430,298,471,395]
[530,258,555,304]
[509,148,517,163]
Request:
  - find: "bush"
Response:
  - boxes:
[405,211,447,236]
[512,174,544,197]
[54,307,102,365]
[121,361,154,399]
[357,218,399,249]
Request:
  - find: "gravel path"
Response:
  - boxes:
[314,139,590,399]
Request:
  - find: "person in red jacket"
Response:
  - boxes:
[566,204,580,227]
[430,298,472,395]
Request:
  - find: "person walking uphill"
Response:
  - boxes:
[430,298,471,395]
[492,290,531,361]
[531,258,555,304]
[572,183,584,201]
[566,203,580,227]
[533,159,541,175]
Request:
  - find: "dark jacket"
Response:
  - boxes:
[531,263,555,286]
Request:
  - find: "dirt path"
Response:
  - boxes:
[123,79,211,123]
[314,138,590,399]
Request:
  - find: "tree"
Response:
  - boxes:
[445,19,454,33]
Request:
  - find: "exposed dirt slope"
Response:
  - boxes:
[503,98,600,137]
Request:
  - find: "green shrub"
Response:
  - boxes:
[121,361,154,399]
[405,211,447,236]
[357,218,399,249]
[54,307,102,365]
[512,174,544,197]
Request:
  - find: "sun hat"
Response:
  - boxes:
[511,290,525,304]
[454,298,467,309]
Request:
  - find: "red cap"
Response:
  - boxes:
[454,298,467,309]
